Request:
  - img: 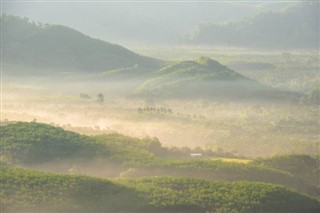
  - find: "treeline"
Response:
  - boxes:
[137,107,208,120]
[138,107,173,114]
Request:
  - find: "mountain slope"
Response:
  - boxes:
[2,15,162,73]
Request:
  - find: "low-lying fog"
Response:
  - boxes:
[2,77,319,159]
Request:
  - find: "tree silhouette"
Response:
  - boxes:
[97,93,104,105]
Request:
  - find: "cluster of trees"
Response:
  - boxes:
[138,107,173,114]
[79,93,105,104]
[137,106,208,122]
[2,166,319,213]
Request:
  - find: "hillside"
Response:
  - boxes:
[186,2,319,49]
[253,155,320,187]
[134,57,298,101]
[2,15,302,102]
[1,122,318,197]
[1,166,319,213]
[0,121,161,165]
[2,15,162,74]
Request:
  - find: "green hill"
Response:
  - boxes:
[0,121,161,165]
[0,121,105,163]
[2,15,162,74]
[134,57,298,101]
[254,155,320,187]
[1,166,319,213]
[1,122,318,197]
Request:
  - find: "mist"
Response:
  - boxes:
[1,1,320,212]
[2,1,296,46]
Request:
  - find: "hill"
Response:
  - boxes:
[134,57,298,101]
[1,166,319,213]
[253,155,320,188]
[1,121,318,197]
[186,2,319,49]
[0,121,161,165]
[2,15,162,74]
[2,15,301,102]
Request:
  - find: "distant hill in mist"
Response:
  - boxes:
[3,1,294,45]
[134,57,299,101]
[2,15,162,73]
[2,15,300,102]
[185,2,319,49]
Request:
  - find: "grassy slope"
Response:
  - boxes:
[1,166,319,213]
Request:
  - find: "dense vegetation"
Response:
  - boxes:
[186,2,319,49]
[1,166,319,213]
[0,122,106,163]
[1,122,318,197]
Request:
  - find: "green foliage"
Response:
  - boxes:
[129,159,314,195]
[0,122,107,163]
[93,134,160,166]
[2,166,319,213]
[254,155,320,186]
[0,166,143,213]
[1,122,318,197]
[121,177,320,213]
[0,122,162,166]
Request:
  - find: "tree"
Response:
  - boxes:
[97,93,104,105]
[80,93,91,99]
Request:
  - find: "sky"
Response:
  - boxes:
[2,0,297,46]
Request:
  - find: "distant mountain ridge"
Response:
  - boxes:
[2,15,162,72]
[185,2,319,49]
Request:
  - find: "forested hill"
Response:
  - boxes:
[2,15,162,72]
[2,166,320,213]
[186,2,319,49]
[1,121,319,198]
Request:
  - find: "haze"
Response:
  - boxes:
[1,1,320,213]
